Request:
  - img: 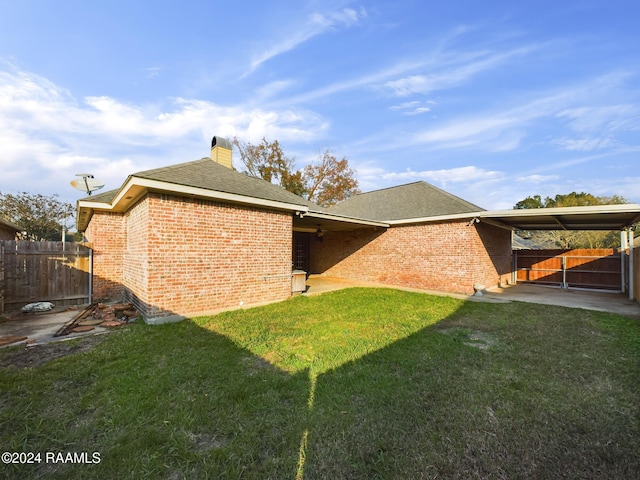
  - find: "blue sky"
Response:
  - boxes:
[1,0,638,213]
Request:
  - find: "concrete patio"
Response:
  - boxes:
[304,274,640,318]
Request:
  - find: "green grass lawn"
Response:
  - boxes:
[1,288,638,479]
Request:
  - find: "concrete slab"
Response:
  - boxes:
[303,275,640,318]
[482,284,640,318]
[0,305,111,347]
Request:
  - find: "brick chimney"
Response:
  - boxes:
[211,136,233,169]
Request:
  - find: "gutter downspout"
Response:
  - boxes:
[89,248,93,305]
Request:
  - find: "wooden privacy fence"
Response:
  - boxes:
[513,249,622,291]
[0,241,92,314]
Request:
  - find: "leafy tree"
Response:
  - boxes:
[0,192,74,241]
[514,192,629,248]
[232,137,306,196]
[514,195,544,209]
[232,137,360,207]
[303,150,360,206]
[515,192,627,209]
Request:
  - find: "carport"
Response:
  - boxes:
[476,204,640,300]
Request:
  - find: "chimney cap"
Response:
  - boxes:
[211,136,232,150]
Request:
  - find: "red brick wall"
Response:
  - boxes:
[86,193,294,320]
[136,194,292,319]
[123,197,151,313]
[310,221,512,295]
[84,211,126,300]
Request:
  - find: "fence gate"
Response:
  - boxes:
[513,249,622,292]
[1,241,92,314]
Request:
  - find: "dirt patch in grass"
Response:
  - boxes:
[438,328,498,350]
[188,432,227,453]
[0,334,107,369]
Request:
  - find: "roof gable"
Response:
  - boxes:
[77,157,324,231]
[78,158,320,209]
[131,158,318,208]
[328,181,484,221]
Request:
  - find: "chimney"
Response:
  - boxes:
[210,136,233,169]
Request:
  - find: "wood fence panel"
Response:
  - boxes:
[1,240,91,313]
[0,242,4,315]
[514,249,621,291]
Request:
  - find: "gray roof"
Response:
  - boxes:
[328,181,484,221]
[81,188,119,204]
[82,158,319,210]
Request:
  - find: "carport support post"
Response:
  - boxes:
[629,228,634,301]
[621,230,628,294]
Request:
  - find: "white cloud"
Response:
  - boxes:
[245,7,367,76]
[382,165,503,186]
[378,46,538,97]
[407,72,638,152]
[552,137,614,151]
[0,64,329,201]
[556,104,639,133]
[389,100,434,115]
[516,174,560,183]
[254,79,297,100]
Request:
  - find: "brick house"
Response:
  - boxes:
[77,137,511,323]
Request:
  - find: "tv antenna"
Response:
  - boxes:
[70,174,105,196]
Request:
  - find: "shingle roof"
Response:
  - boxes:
[81,158,319,209]
[328,181,484,221]
[81,188,119,204]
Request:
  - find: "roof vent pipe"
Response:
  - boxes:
[211,136,233,169]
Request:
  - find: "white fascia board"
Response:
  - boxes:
[302,210,389,227]
[481,203,640,218]
[77,200,113,210]
[386,211,485,225]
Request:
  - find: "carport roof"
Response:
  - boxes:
[477,204,640,231]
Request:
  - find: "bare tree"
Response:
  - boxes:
[233,138,360,207]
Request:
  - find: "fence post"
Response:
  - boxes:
[621,231,627,293]
[561,255,568,289]
[0,242,4,315]
[629,229,634,301]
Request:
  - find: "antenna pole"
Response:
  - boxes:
[83,176,92,195]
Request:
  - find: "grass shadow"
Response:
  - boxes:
[1,289,638,479]
[0,320,311,479]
